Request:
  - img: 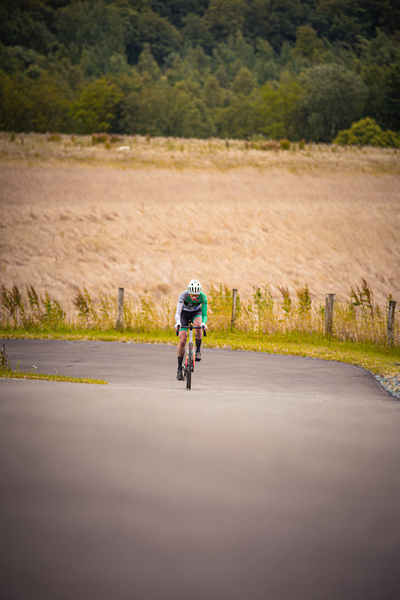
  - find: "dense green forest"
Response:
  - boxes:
[1,0,400,142]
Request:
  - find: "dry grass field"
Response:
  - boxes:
[1,133,399,310]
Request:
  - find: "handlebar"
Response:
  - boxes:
[176,324,207,337]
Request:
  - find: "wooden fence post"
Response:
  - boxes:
[116,287,124,329]
[388,300,397,346]
[325,293,335,335]
[231,289,238,329]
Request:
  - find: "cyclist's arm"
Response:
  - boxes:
[201,293,208,324]
[175,292,185,324]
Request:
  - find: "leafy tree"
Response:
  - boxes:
[164,45,211,85]
[371,0,400,35]
[137,9,182,65]
[317,0,400,44]
[232,66,257,95]
[119,7,141,65]
[205,0,248,40]
[216,92,263,138]
[121,77,215,138]
[316,0,376,45]
[358,28,400,68]
[70,77,124,133]
[253,38,279,84]
[0,43,49,76]
[210,32,256,83]
[122,79,169,135]
[204,74,225,108]
[293,24,323,61]
[1,0,400,141]
[259,71,304,139]
[334,117,400,148]
[300,64,368,141]
[186,45,212,76]
[181,14,215,53]
[0,69,69,132]
[25,73,70,132]
[246,0,310,52]
[228,30,256,71]
[151,0,209,29]
[176,96,216,138]
[361,63,389,126]
[0,70,28,131]
[0,3,55,55]
[382,56,400,131]
[136,43,162,80]
[80,47,131,79]
[57,0,125,68]
[358,29,400,125]
[213,63,230,88]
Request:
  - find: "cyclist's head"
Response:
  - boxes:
[188,279,202,295]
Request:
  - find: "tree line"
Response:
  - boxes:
[0,0,399,142]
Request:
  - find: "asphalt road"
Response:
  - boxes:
[1,339,400,600]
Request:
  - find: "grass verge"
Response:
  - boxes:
[1,327,399,378]
[0,368,108,384]
[0,342,108,384]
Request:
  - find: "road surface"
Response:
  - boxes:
[1,339,400,600]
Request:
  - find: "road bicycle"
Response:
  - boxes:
[176,323,206,390]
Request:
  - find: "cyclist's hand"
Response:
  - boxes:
[201,323,207,330]
[175,323,181,333]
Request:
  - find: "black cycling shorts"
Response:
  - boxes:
[180,308,202,330]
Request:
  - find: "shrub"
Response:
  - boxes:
[0,283,65,327]
[208,284,240,330]
[296,284,312,315]
[92,133,108,145]
[349,278,376,320]
[279,285,292,315]
[47,133,61,142]
[279,138,291,150]
[260,140,280,151]
[334,117,400,148]
[253,285,274,328]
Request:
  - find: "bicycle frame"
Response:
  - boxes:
[176,322,206,390]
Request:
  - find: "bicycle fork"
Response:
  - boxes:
[184,343,195,369]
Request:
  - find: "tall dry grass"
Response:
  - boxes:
[1,282,398,347]
[1,132,399,174]
[1,133,399,309]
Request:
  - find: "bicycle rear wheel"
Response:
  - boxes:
[186,345,192,390]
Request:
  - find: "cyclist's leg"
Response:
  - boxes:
[193,313,203,361]
[177,329,187,357]
[177,311,189,379]
[193,314,202,339]
[178,310,190,356]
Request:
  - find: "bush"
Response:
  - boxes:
[279,138,291,150]
[259,140,279,151]
[334,117,400,148]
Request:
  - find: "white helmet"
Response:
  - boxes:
[188,279,202,294]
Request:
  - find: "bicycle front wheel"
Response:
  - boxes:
[186,345,192,390]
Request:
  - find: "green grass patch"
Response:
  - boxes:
[1,326,399,378]
[0,346,108,384]
[209,330,400,377]
[0,369,108,384]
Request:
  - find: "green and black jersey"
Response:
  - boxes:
[175,290,208,325]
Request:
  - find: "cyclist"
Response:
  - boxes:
[175,279,208,381]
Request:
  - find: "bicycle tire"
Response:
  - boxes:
[186,345,192,390]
